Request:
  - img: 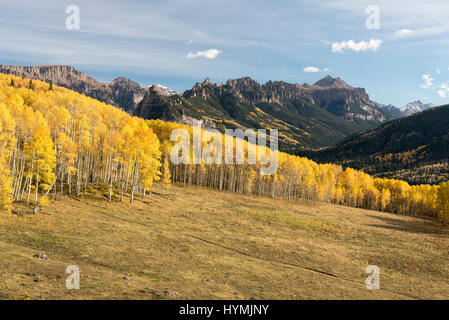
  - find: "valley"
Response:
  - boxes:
[2,0,449,305]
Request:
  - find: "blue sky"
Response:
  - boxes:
[1,0,449,107]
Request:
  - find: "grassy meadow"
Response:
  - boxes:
[0,183,448,300]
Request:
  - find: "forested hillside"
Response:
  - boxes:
[302,105,449,185]
[0,74,162,214]
[0,74,448,224]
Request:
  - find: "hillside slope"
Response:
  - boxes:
[1,183,448,300]
[302,105,449,184]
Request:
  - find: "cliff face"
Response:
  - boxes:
[0,65,91,85]
[0,64,146,113]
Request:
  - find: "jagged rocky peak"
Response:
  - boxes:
[262,80,304,92]
[226,76,262,90]
[184,77,226,99]
[202,77,211,85]
[309,75,370,101]
[314,75,351,89]
[224,77,266,104]
[191,77,214,89]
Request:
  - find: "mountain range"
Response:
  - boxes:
[0,64,411,151]
[1,63,448,184]
[135,75,402,151]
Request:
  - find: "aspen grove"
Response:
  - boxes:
[0,74,161,213]
[0,74,448,224]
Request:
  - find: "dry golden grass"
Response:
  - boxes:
[0,183,448,300]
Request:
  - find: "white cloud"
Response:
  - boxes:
[394,29,414,38]
[331,38,382,53]
[438,83,449,98]
[302,66,331,73]
[303,66,320,73]
[437,67,441,74]
[420,74,434,89]
[186,49,222,59]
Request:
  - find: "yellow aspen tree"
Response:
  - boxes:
[162,156,171,192]
[24,112,55,206]
[0,103,16,212]
[437,181,449,225]
[379,188,391,212]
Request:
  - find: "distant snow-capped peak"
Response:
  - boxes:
[402,100,436,116]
